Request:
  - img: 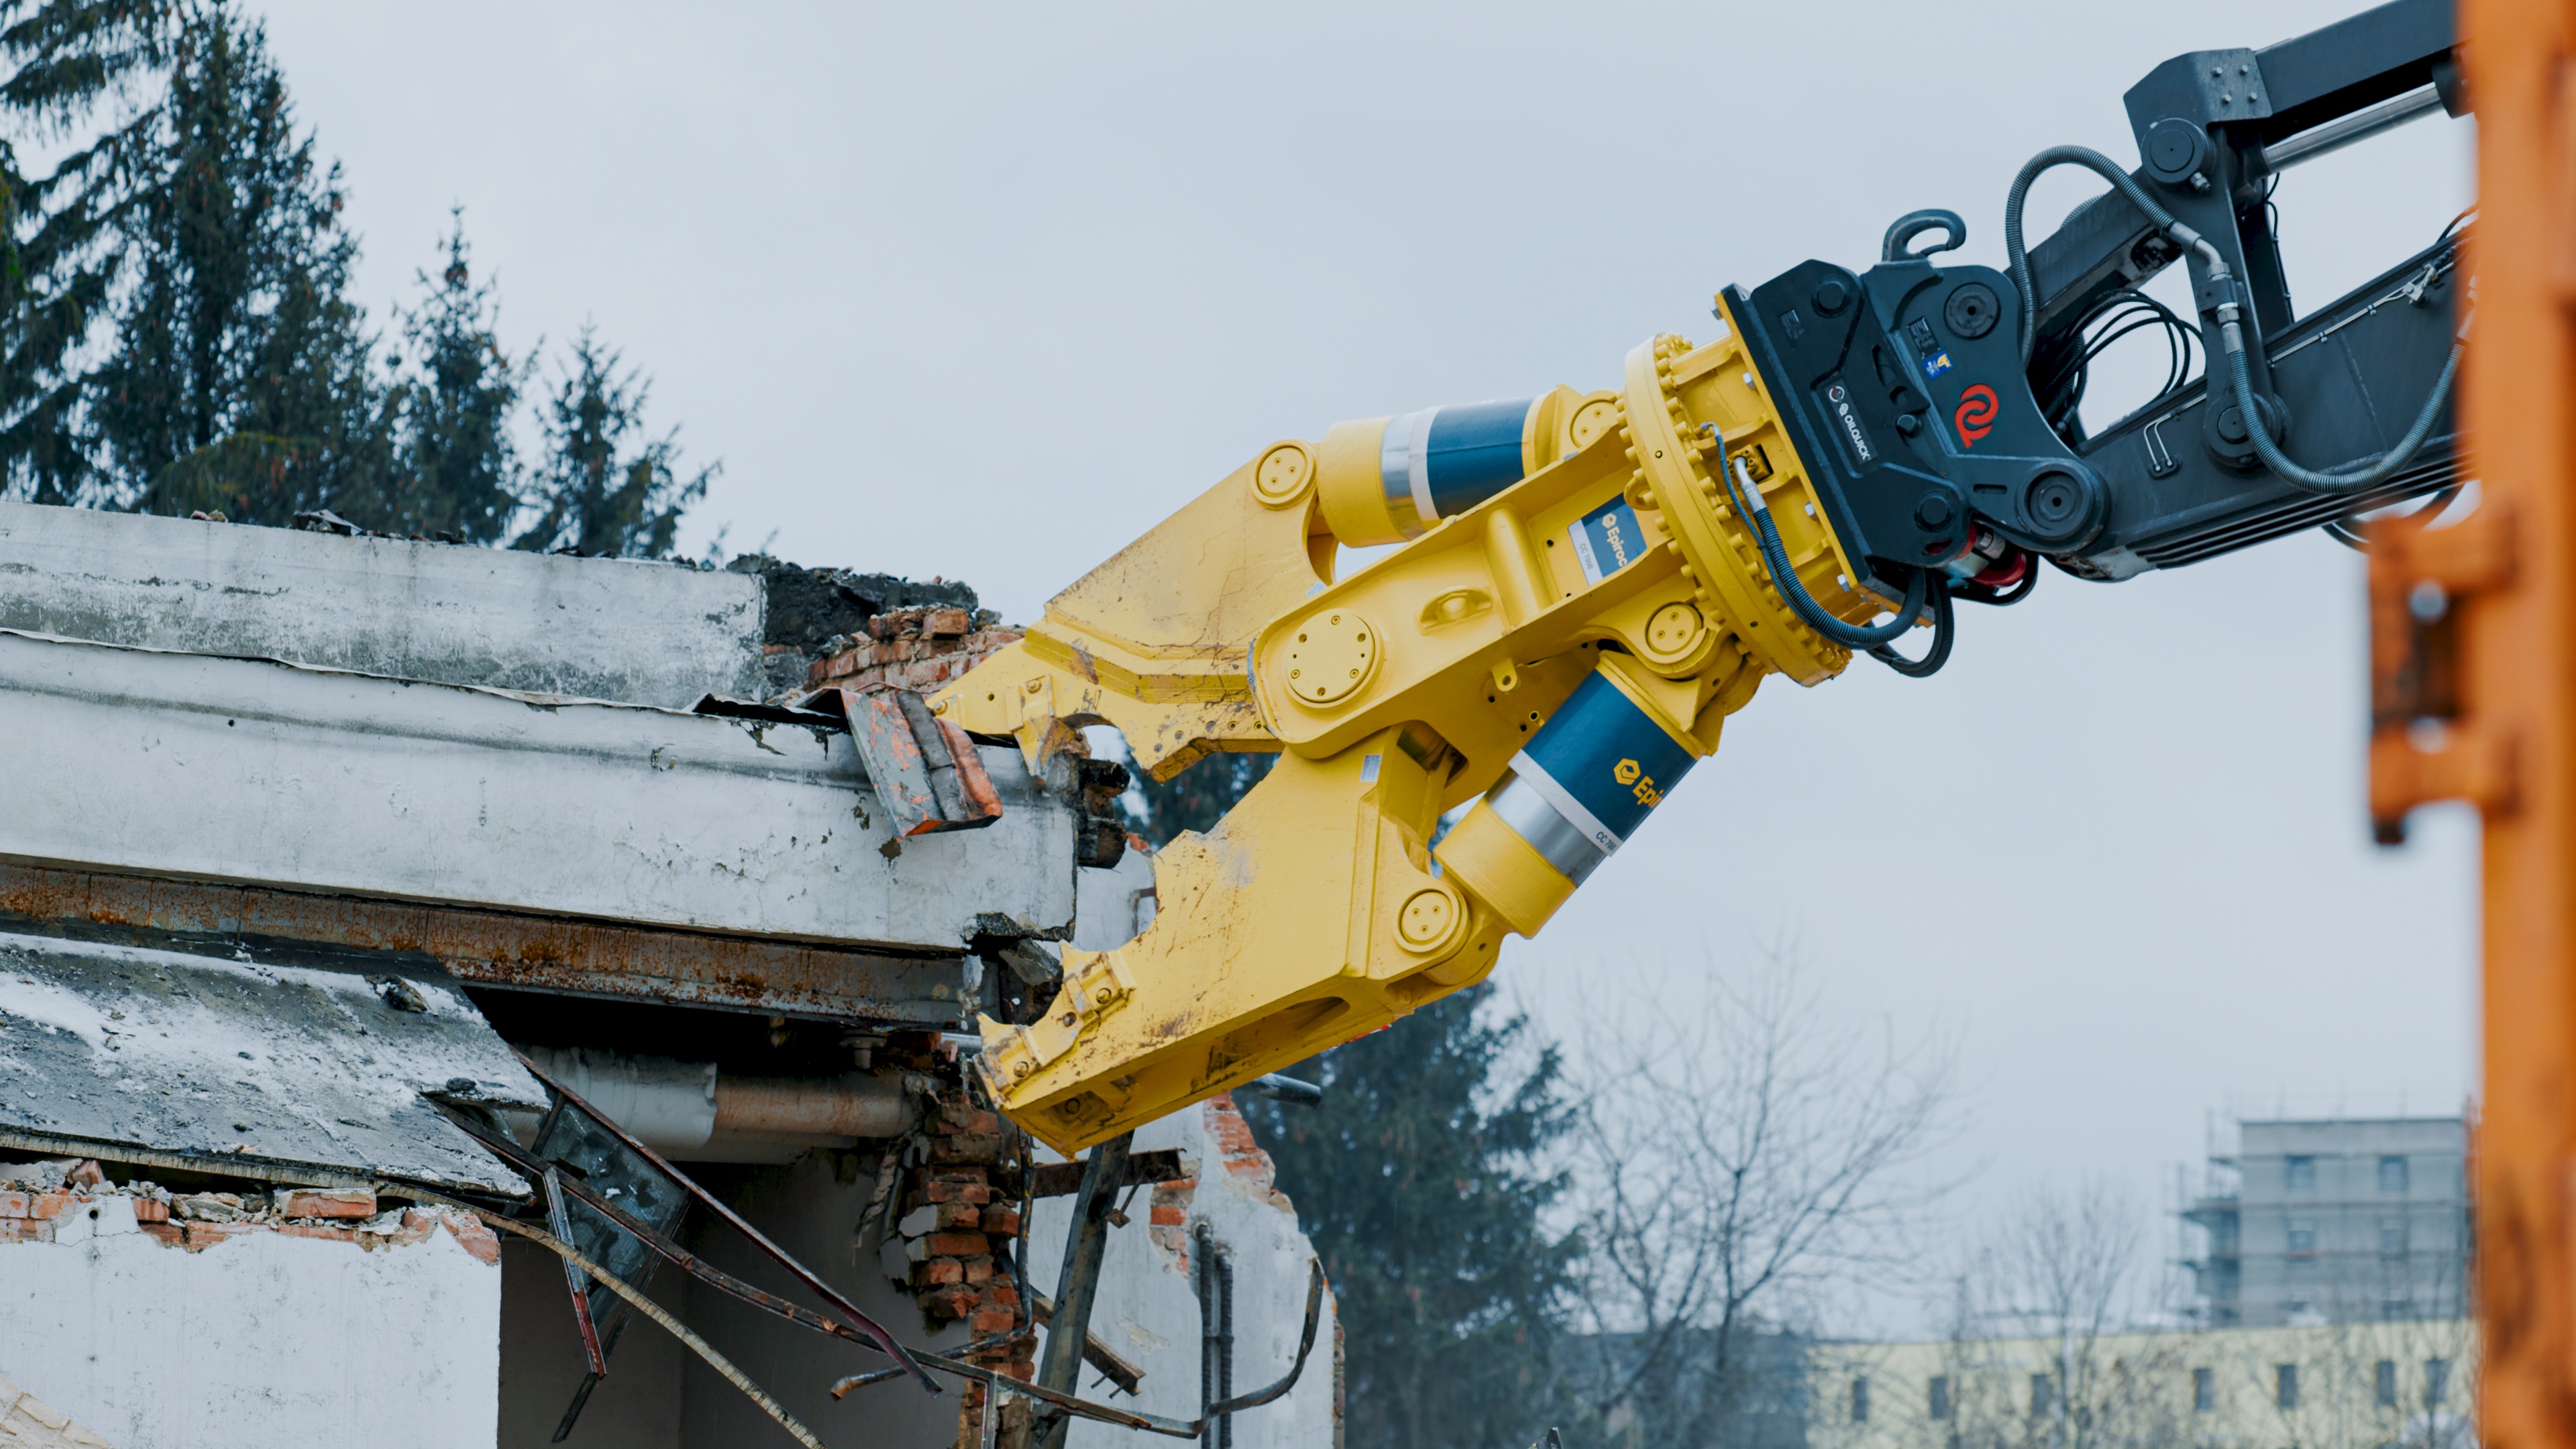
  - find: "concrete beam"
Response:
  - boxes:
[0,630,1076,958]
[0,500,763,706]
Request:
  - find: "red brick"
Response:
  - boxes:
[1007,1358,1037,1383]
[0,1190,29,1219]
[27,1192,78,1221]
[923,608,971,638]
[138,1222,184,1248]
[922,1286,977,1320]
[920,1231,987,1258]
[961,1254,994,1284]
[274,1187,376,1220]
[1149,1204,1185,1227]
[979,1283,1020,1311]
[64,1161,105,1188]
[935,1108,1005,1138]
[272,1222,358,1244]
[932,1132,1008,1164]
[183,1221,258,1251]
[130,1198,168,1224]
[920,1179,992,1206]
[0,1218,51,1243]
[981,1206,1022,1237]
[969,1309,1018,1335]
[439,1213,501,1265]
[913,1257,966,1287]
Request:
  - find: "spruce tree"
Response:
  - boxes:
[387,211,521,543]
[1241,985,1583,1449]
[0,0,180,505]
[1124,751,1275,846]
[511,327,709,557]
[0,1,704,550]
[91,8,392,525]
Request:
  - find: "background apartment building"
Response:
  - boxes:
[2182,1116,2470,1328]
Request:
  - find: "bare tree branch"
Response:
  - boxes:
[1562,946,1965,1437]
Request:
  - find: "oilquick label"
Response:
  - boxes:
[1823,376,1876,466]
[1511,672,1699,851]
[1568,496,1646,586]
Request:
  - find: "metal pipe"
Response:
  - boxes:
[1038,1131,1134,1449]
[1195,1221,1237,1449]
[1218,1243,1236,1449]
[517,1045,914,1160]
[2262,83,2447,172]
[713,1075,910,1138]
[510,1048,941,1393]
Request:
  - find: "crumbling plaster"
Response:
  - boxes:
[1,1195,500,1448]
[1028,1098,1338,1449]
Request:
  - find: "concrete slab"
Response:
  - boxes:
[0,500,763,706]
[0,630,1077,955]
[0,930,539,1193]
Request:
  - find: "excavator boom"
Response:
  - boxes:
[932,0,2466,1155]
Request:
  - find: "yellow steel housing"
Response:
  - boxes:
[934,298,1911,1154]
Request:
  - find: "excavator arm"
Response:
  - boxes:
[932,0,2467,1155]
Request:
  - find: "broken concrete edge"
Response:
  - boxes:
[0,628,1081,957]
[0,1127,523,1203]
[0,500,768,708]
[0,624,775,716]
[0,1157,498,1263]
[0,859,984,1033]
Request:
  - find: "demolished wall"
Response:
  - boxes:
[1,1169,500,1448]
[1024,1097,1341,1449]
[0,501,1335,1449]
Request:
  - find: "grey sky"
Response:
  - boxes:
[255,0,2478,1325]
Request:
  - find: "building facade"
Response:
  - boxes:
[1807,1319,2477,1449]
[2183,1117,2470,1328]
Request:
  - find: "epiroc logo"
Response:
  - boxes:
[1953,383,1999,447]
[1613,758,1662,807]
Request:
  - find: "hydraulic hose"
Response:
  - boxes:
[1869,574,1954,678]
[2218,322,2462,496]
[2005,146,2231,366]
[2006,142,2461,497]
[1717,452,1925,651]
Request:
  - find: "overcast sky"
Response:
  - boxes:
[253,0,2479,1328]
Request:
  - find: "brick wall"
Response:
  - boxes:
[806,605,1024,699]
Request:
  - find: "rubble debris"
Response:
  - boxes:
[288,508,364,536]
[804,602,1023,700]
[826,686,1008,838]
[0,1166,497,1259]
[272,1187,376,1219]
[726,555,993,700]
[1028,1148,1185,1199]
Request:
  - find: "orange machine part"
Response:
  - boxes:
[2373,3,2576,1438]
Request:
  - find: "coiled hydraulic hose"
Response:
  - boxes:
[1869,574,1953,678]
[2218,318,2462,496]
[1715,449,1933,654]
[2005,143,2461,496]
[2005,146,2232,367]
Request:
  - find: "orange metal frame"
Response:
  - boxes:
[2369,2,2576,1436]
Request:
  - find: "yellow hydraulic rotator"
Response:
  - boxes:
[932,298,1913,1154]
